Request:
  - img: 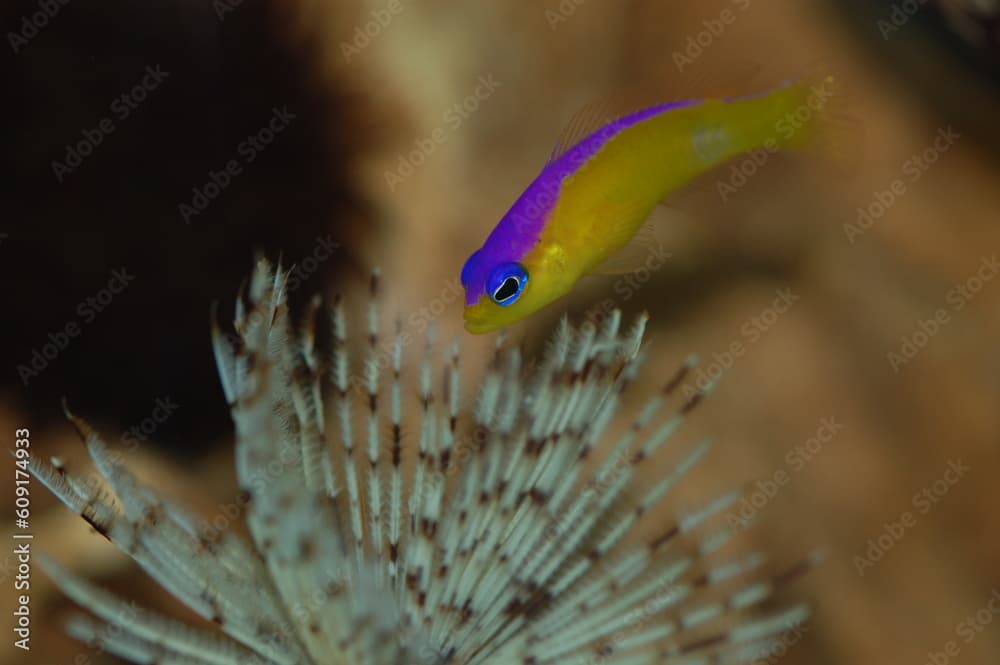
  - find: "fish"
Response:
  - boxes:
[461,76,844,334]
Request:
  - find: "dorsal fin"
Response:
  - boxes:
[548,99,622,162]
[548,62,766,163]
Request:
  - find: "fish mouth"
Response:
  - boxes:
[463,300,500,334]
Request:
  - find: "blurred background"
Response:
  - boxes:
[3,0,1000,663]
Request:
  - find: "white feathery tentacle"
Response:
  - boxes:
[34,259,816,665]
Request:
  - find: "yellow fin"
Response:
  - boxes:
[548,62,766,163]
[780,57,865,173]
[810,76,865,175]
[589,205,689,275]
[548,100,619,162]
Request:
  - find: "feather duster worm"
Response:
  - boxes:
[32,260,815,665]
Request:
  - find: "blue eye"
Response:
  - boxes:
[487,263,528,306]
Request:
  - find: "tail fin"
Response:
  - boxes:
[778,73,864,174]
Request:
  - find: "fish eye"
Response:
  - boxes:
[494,277,520,302]
[488,263,528,306]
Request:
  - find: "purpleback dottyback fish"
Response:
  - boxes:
[461,76,842,334]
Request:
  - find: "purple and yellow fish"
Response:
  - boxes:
[461,77,839,333]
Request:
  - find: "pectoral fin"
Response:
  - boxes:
[589,205,689,275]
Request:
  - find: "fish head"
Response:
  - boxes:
[461,241,575,334]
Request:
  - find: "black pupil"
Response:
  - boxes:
[494,277,519,302]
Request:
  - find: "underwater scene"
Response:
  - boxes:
[4,1,1000,664]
